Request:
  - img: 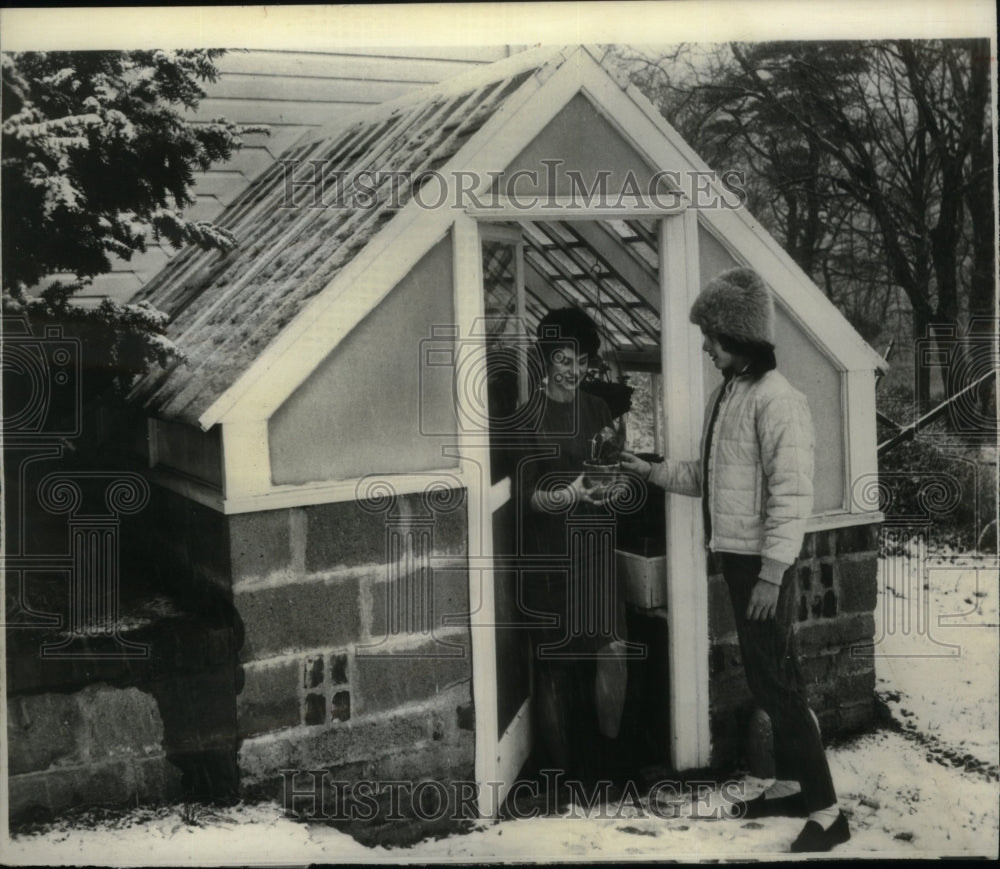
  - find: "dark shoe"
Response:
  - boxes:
[790,811,851,852]
[729,791,807,819]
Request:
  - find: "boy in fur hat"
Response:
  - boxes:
[621,267,850,853]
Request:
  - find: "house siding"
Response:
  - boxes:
[77,47,516,306]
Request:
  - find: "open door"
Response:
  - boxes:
[479,224,534,810]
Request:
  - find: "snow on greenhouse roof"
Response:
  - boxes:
[131,46,568,425]
[131,43,885,429]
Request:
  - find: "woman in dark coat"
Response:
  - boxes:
[516,306,628,786]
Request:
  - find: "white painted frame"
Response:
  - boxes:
[138,43,892,797]
[453,213,537,818]
[186,44,882,524]
[659,211,712,769]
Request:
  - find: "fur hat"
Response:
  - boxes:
[689,267,775,345]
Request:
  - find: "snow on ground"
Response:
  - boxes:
[6,553,998,863]
[875,550,999,772]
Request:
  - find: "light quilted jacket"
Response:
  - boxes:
[648,369,814,584]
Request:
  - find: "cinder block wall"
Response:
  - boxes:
[5,484,239,825]
[229,489,475,799]
[708,523,879,768]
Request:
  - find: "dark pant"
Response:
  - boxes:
[721,553,837,813]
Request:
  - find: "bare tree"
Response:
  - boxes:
[612,40,995,418]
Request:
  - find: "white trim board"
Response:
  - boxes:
[147,466,468,515]
[195,44,883,432]
[199,49,587,429]
[659,212,712,771]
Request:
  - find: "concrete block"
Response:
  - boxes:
[709,641,742,675]
[352,633,472,717]
[330,652,348,685]
[367,730,475,783]
[44,760,133,811]
[134,755,184,802]
[304,692,326,726]
[797,564,814,594]
[795,612,875,653]
[821,562,835,588]
[837,558,878,612]
[236,574,361,660]
[331,690,351,723]
[822,588,838,617]
[237,658,301,738]
[837,523,880,555]
[797,592,809,622]
[304,501,390,572]
[815,530,836,557]
[426,498,468,558]
[7,771,52,823]
[834,670,876,701]
[837,698,875,731]
[239,686,470,786]
[229,509,293,581]
[369,565,470,639]
[798,532,817,559]
[238,735,299,786]
[801,651,836,685]
[7,692,83,774]
[304,655,324,689]
[77,684,165,762]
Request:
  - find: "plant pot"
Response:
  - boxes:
[582,460,623,491]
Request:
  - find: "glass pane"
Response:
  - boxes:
[482,238,531,484]
[482,240,520,343]
[624,370,657,454]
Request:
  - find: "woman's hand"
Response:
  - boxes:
[531,473,604,512]
[746,579,780,621]
[569,472,606,505]
[618,451,651,480]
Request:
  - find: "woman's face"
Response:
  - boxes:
[546,345,589,398]
[702,332,738,373]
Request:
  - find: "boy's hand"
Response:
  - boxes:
[618,451,651,480]
[746,579,780,621]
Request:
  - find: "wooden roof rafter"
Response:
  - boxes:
[522,234,644,351]
[531,221,660,344]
